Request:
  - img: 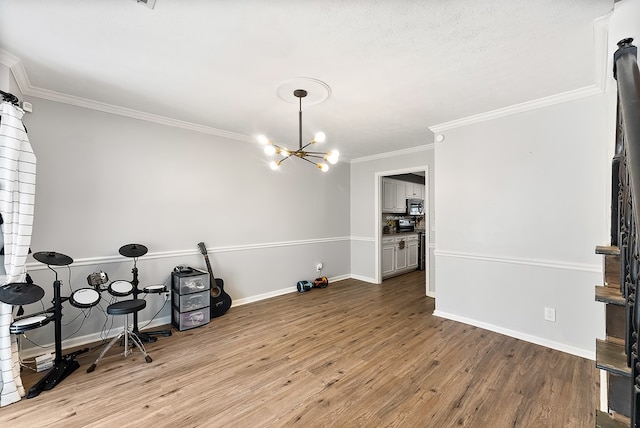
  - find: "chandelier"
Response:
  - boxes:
[257,89,339,172]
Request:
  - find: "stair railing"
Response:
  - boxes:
[613,37,640,428]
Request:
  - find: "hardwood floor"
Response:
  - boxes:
[1,271,597,427]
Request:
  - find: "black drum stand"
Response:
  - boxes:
[27,251,88,399]
[119,244,171,343]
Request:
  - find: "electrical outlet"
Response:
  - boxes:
[316,263,323,271]
[544,307,556,322]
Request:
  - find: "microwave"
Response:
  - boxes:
[395,219,415,232]
[406,198,424,216]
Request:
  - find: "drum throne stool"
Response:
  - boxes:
[86,299,152,373]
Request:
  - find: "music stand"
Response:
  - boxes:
[27,251,88,399]
[118,244,172,343]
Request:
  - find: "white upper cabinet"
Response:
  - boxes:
[394,181,406,212]
[383,178,425,213]
[382,179,398,213]
[405,182,424,200]
[382,178,406,213]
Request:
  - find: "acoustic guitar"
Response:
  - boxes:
[197,241,232,318]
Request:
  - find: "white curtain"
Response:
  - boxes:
[0,100,36,406]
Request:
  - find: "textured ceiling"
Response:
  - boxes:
[0,0,613,160]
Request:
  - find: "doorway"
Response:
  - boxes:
[375,166,429,296]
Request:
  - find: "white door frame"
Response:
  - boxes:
[374,165,429,296]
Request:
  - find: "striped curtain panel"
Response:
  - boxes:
[0,100,36,406]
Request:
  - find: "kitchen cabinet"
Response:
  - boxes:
[382,178,425,213]
[395,239,407,270]
[407,236,419,268]
[382,234,419,279]
[382,178,408,213]
[394,181,406,213]
[405,182,424,200]
[382,237,396,277]
[382,179,399,213]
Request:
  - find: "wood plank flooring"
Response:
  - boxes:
[1,271,597,427]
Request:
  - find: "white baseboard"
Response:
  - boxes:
[348,274,376,283]
[233,274,352,305]
[233,286,297,306]
[432,309,594,360]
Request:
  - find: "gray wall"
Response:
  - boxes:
[5,83,351,353]
[5,0,636,358]
[434,93,609,358]
[349,147,435,289]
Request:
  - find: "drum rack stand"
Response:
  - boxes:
[118,244,172,344]
[27,274,88,399]
[128,260,172,343]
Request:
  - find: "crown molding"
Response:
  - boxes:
[2,51,432,165]
[26,85,254,143]
[3,11,611,145]
[0,49,30,95]
[429,85,603,134]
[430,15,610,135]
[0,49,253,144]
[350,143,434,164]
[0,49,20,68]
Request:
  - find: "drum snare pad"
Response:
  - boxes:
[108,280,133,297]
[10,314,54,334]
[70,288,101,308]
[143,285,166,294]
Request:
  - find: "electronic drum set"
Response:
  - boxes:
[0,243,170,398]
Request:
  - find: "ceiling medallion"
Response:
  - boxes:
[275,77,331,105]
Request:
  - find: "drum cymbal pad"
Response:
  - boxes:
[0,282,45,305]
[119,243,148,258]
[33,251,73,266]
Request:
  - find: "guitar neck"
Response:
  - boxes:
[203,253,216,280]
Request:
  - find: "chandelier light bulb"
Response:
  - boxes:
[314,132,326,144]
[326,150,340,165]
[257,134,269,145]
[270,161,280,170]
[317,162,329,172]
[264,144,276,156]
[279,148,290,157]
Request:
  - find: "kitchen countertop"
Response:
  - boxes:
[382,229,425,236]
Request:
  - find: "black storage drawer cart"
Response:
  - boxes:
[171,269,211,331]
